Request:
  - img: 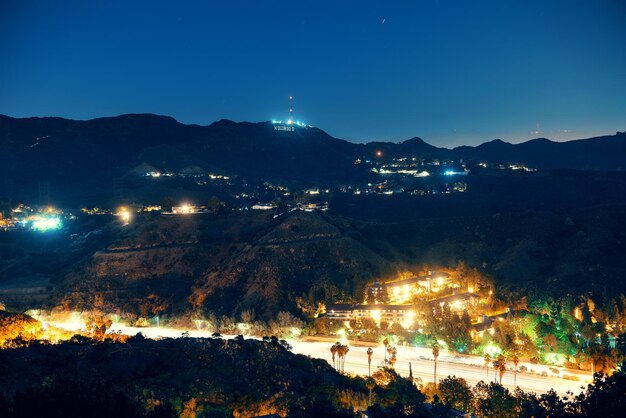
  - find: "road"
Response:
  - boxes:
[289,340,591,396]
[46,319,592,396]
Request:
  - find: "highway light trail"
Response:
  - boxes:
[42,316,590,396]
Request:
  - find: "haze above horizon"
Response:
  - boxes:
[1,1,625,147]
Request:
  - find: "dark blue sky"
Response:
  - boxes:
[1,1,624,146]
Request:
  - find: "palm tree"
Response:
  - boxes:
[511,355,519,387]
[338,344,349,373]
[365,377,375,406]
[492,359,499,383]
[383,338,389,365]
[432,343,440,388]
[389,346,397,369]
[497,354,507,384]
[367,347,373,376]
[338,344,345,372]
[484,353,491,381]
[498,362,506,384]
[330,343,338,369]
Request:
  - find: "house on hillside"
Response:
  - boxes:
[251,203,276,210]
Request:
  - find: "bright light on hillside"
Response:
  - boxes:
[32,216,62,231]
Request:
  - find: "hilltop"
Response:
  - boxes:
[1,114,625,204]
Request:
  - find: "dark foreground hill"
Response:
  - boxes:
[1,114,624,204]
[1,336,625,418]
[0,337,368,417]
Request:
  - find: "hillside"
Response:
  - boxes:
[58,210,403,319]
[1,114,625,205]
[0,337,367,417]
[0,168,624,317]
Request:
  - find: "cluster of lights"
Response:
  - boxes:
[444,169,469,176]
[116,207,132,225]
[31,216,62,231]
[172,204,194,214]
[271,119,308,127]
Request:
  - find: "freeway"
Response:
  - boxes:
[289,340,591,396]
[44,318,592,396]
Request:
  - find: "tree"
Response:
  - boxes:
[147,402,178,418]
[511,355,520,387]
[208,195,224,214]
[332,343,349,373]
[372,368,426,407]
[484,353,491,381]
[432,343,440,388]
[582,324,597,347]
[491,355,506,384]
[438,376,473,412]
[388,346,397,369]
[497,355,507,385]
[84,314,113,342]
[367,347,374,376]
[616,332,626,358]
[342,345,350,373]
[575,369,626,416]
[472,381,516,418]
[161,197,175,212]
[365,377,376,406]
[383,338,389,365]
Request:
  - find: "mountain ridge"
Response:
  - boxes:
[3,112,623,150]
[1,113,625,204]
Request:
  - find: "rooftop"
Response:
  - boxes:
[385,272,451,287]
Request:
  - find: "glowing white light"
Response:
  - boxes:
[370,309,381,324]
[116,207,132,224]
[402,311,416,329]
[32,216,62,231]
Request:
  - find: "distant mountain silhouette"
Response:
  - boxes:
[1,114,624,202]
[453,134,626,170]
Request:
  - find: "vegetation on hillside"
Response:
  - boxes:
[1,334,626,417]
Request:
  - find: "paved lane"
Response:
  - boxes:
[290,341,591,396]
[44,318,592,396]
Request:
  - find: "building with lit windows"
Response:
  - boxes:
[327,304,416,329]
[384,272,451,303]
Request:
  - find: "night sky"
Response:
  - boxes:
[1,1,625,146]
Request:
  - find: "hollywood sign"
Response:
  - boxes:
[274,125,295,132]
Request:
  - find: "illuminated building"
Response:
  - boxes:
[430,292,479,311]
[383,272,451,303]
[298,202,329,212]
[251,203,276,210]
[327,304,416,329]
[172,205,194,214]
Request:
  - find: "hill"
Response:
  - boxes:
[1,169,625,318]
[58,210,403,319]
[0,337,369,417]
[50,171,626,318]
[1,114,625,204]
